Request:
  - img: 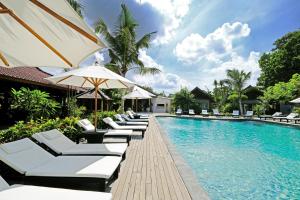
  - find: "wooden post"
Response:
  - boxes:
[94,84,98,132]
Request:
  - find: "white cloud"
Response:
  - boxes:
[127,49,190,93]
[174,22,251,63]
[198,51,260,89]
[136,0,191,45]
[94,52,105,64]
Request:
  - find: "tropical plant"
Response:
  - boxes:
[224,69,251,115]
[88,111,117,129]
[10,87,60,120]
[67,0,83,17]
[172,88,195,112]
[212,79,230,111]
[67,97,87,118]
[258,30,300,88]
[94,4,161,77]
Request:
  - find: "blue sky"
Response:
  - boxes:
[66,0,300,93]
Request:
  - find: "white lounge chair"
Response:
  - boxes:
[232,110,240,118]
[175,108,182,115]
[126,111,149,119]
[273,112,299,122]
[201,110,209,117]
[77,119,133,144]
[244,111,253,118]
[103,117,147,138]
[32,129,127,158]
[0,176,112,200]
[212,109,223,117]
[259,112,282,120]
[189,109,195,115]
[128,110,149,118]
[121,114,149,122]
[114,114,148,126]
[0,138,121,191]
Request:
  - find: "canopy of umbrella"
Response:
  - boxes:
[123,86,155,112]
[46,65,135,130]
[0,0,104,68]
[76,88,111,111]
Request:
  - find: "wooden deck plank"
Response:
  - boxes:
[111,117,192,200]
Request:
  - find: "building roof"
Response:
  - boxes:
[0,66,81,91]
[191,87,212,100]
[76,88,111,100]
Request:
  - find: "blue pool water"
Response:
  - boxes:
[157,117,300,200]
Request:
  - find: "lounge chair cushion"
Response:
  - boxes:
[26,156,121,179]
[0,138,54,174]
[0,183,112,200]
[104,118,146,130]
[78,119,95,131]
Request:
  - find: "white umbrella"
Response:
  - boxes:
[0,0,104,68]
[290,97,300,104]
[46,65,135,129]
[123,87,152,112]
[132,86,155,97]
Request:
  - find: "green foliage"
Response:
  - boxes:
[0,117,80,143]
[258,30,300,88]
[293,107,300,115]
[95,4,160,77]
[88,111,117,129]
[172,88,194,111]
[67,97,87,118]
[253,104,265,115]
[10,87,60,120]
[261,73,300,104]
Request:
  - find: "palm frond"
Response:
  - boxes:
[67,0,83,17]
[136,32,156,49]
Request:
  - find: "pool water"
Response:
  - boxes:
[157,117,300,200]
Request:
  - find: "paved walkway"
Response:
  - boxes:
[110,116,192,200]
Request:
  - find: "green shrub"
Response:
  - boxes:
[0,117,80,143]
[88,111,117,129]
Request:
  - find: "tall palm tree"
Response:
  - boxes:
[94,4,161,77]
[67,0,83,17]
[225,69,251,115]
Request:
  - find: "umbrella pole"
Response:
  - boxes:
[136,98,138,112]
[94,85,98,131]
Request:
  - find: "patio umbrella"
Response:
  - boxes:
[0,0,104,68]
[290,97,300,104]
[46,65,135,130]
[123,87,152,112]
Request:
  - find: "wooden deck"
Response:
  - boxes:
[110,116,192,200]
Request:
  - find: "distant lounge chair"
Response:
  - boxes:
[189,109,195,115]
[32,129,127,158]
[77,119,132,144]
[212,109,223,117]
[103,117,147,138]
[121,114,149,122]
[0,176,112,200]
[244,111,253,118]
[126,111,149,119]
[129,110,149,118]
[232,110,240,118]
[176,108,182,115]
[259,112,282,120]
[273,112,299,122]
[114,114,148,126]
[201,109,209,117]
[0,138,121,191]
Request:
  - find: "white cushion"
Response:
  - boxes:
[0,138,54,174]
[77,119,95,131]
[0,177,9,191]
[0,184,112,200]
[26,156,121,179]
[32,129,76,154]
[63,143,127,156]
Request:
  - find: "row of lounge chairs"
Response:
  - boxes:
[259,112,300,123]
[176,109,254,118]
[0,111,150,199]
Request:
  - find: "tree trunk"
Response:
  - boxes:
[239,98,243,115]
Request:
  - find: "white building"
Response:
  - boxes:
[151,96,171,113]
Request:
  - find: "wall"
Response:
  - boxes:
[152,97,171,113]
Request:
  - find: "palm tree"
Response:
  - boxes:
[225,69,251,115]
[67,0,83,17]
[94,4,161,77]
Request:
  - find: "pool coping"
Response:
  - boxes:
[153,116,211,200]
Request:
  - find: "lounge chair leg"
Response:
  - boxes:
[142,131,145,138]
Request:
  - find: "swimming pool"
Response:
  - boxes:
[157,117,300,200]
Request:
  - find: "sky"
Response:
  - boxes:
[45,0,300,94]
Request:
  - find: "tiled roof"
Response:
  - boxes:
[0,66,78,90]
